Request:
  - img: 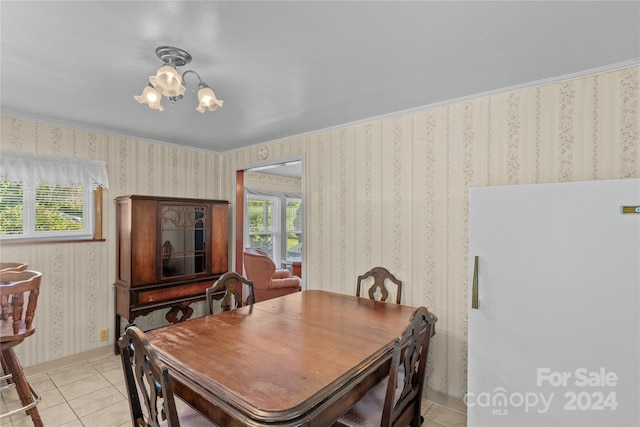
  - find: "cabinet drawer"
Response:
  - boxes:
[137,281,214,305]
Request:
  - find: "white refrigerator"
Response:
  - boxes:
[468,178,639,426]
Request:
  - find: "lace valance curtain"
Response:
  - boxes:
[0,151,109,190]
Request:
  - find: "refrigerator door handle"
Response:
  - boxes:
[472,255,479,309]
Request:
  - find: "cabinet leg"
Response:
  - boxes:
[113,313,121,355]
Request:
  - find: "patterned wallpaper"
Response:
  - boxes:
[222,65,639,398]
[0,65,637,401]
[0,123,224,365]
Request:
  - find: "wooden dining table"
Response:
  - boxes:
[145,289,418,426]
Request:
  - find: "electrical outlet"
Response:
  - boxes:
[99,328,109,342]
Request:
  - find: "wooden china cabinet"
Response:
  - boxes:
[114,195,229,352]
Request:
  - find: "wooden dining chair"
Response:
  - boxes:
[118,325,218,427]
[1,262,29,358]
[356,267,403,304]
[332,306,436,427]
[205,272,255,314]
[0,262,29,272]
[0,270,43,427]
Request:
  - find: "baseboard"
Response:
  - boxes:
[425,387,467,415]
[24,345,114,377]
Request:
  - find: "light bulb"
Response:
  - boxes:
[149,65,186,97]
[196,86,223,113]
[134,85,164,111]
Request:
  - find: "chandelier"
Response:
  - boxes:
[135,46,223,113]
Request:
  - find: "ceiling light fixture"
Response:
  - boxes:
[134,46,223,113]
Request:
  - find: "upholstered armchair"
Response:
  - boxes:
[243,248,301,302]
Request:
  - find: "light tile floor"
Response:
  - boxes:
[2,354,467,427]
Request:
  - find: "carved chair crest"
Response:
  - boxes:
[356,267,402,304]
[206,272,254,314]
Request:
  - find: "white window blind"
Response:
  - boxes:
[0,151,108,241]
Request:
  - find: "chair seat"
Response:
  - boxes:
[160,406,218,427]
[335,379,389,426]
[1,321,35,344]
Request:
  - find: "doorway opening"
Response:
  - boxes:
[234,158,305,286]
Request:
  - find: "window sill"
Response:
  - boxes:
[0,238,106,245]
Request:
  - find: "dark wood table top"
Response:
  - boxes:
[145,289,417,426]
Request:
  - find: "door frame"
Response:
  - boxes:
[232,154,306,286]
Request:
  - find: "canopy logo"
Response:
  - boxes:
[464,388,553,415]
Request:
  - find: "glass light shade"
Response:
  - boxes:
[196,87,224,113]
[134,85,164,111]
[149,65,186,97]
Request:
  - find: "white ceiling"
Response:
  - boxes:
[1,1,638,153]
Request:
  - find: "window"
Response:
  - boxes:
[0,151,108,242]
[285,197,302,261]
[1,181,92,240]
[246,193,303,265]
[247,195,278,259]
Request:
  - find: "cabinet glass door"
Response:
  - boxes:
[161,204,207,278]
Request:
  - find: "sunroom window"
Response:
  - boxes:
[245,190,302,266]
